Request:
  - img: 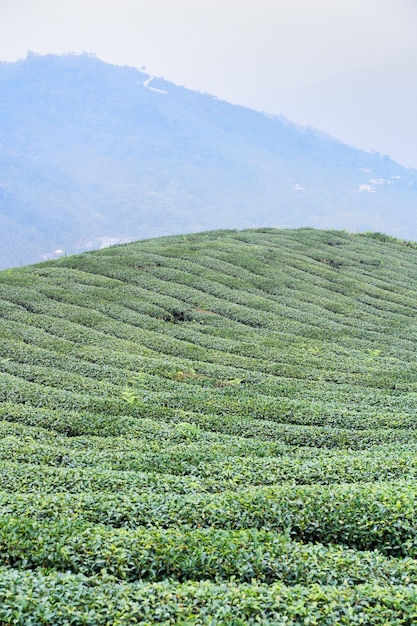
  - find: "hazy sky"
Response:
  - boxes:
[1,0,417,166]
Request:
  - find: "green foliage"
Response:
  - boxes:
[121,386,139,405]
[175,421,202,441]
[357,231,417,248]
[1,227,417,621]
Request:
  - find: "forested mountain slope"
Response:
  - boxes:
[0,228,417,622]
[2,53,417,268]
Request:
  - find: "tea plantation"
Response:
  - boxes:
[1,227,417,624]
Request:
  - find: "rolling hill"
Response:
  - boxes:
[2,53,417,269]
[0,227,417,622]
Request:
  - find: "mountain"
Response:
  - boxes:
[0,227,417,621]
[1,52,417,269]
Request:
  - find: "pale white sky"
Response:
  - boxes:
[1,0,417,166]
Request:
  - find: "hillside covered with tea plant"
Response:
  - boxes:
[1,227,417,623]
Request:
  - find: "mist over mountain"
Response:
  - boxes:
[1,52,417,269]
[256,49,417,170]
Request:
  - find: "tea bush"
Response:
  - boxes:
[1,227,417,622]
